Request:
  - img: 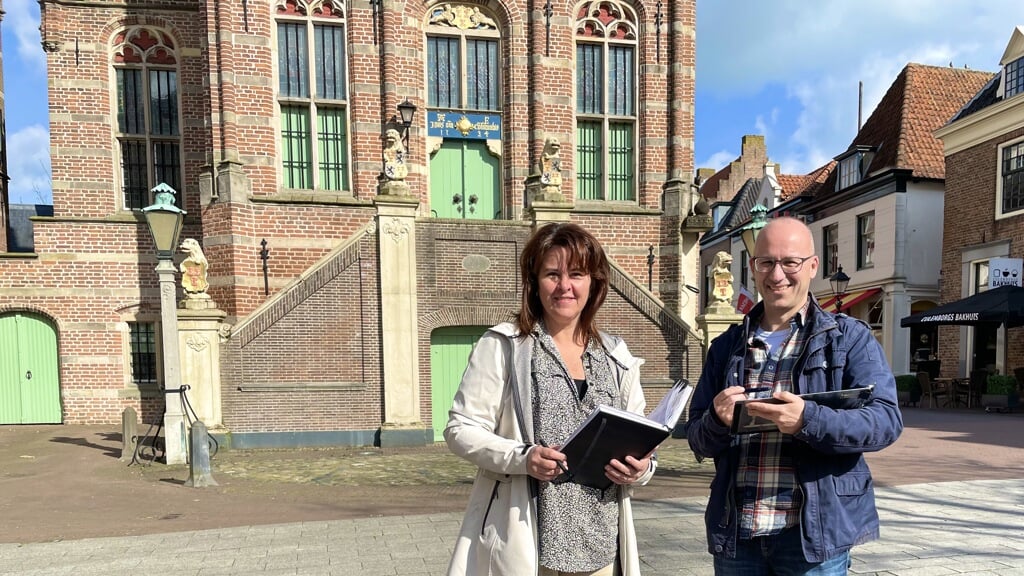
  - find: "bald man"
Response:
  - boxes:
[686,217,903,575]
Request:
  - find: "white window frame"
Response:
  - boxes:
[996,135,1024,219]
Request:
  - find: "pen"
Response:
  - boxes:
[537,439,570,476]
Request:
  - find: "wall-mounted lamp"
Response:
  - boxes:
[397,99,417,155]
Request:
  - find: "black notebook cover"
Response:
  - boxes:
[730,384,875,435]
[553,380,693,490]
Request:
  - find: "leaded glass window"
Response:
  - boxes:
[129,322,157,385]
[575,1,638,201]
[426,33,500,112]
[276,1,350,191]
[113,28,181,210]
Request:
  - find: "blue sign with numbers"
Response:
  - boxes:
[427,111,501,140]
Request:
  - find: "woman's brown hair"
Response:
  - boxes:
[515,222,609,344]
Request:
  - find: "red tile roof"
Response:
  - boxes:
[851,63,995,181]
[777,161,836,201]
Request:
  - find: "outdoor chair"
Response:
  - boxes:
[918,371,948,409]
[970,370,990,408]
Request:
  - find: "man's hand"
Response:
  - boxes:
[745,391,805,434]
[712,386,751,427]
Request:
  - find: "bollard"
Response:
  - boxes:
[120,407,139,463]
[185,421,218,487]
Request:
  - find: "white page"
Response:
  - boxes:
[646,380,693,428]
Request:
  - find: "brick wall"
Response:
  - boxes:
[940,126,1024,373]
[2,0,698,430]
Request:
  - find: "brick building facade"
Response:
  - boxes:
[0,0,705,446]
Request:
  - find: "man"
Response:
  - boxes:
[686,217,902,575]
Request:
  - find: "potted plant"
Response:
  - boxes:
[982,374,1020,413]
[895,374,922,407]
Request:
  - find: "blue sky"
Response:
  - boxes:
[2,1,1021,204]
[696,1,1020,176]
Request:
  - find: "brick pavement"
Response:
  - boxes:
[0,479,1022,575]
[2,408,1023,574]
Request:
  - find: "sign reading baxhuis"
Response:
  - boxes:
[428,112,501,140]
[988,257,1023,289]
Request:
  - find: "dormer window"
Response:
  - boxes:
[834,145,874,191]
[1005,55,1024,99]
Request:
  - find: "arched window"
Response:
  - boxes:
[575,1,637,202]
[113,27,181,210]
[275,0,351,191]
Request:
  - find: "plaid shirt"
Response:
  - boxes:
[735,302,811,539]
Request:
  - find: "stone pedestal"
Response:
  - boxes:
[177,306,228,431]
[525,177,573,225]
[697,305,745,354]
[663,178,713,327]
[378,179,411,197]
[374,193,429,446]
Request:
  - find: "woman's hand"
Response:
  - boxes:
[527,444,568,482]
[605,454,651,485]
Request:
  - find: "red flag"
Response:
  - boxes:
[736,287,755,314]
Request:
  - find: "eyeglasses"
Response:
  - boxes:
[751,255,815,274]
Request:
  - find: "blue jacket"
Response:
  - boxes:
[686,297,903,563]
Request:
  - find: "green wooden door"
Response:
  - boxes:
[429,140,500,219]
[0,313,61,424]
[430,326,488,442]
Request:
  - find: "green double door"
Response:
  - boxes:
[430,326,488,442]
[0,312,61,424]
[429,140,500,219]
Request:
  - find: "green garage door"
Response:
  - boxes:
[0,312,61,424]
[429,140,500,219]
[430,326,488,442]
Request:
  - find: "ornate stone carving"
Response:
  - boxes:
[710,251,734,305]
[179,238,210,298]
[429,3,498,30]
[382,128,408,181]
[186,333,210,352]
[538,136,563,190]
[382,217,410,244]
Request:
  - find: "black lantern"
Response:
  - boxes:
[829,265,851,312]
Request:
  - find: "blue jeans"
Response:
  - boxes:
[713,526,850,576]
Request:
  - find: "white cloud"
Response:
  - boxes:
[8,125,52,205]
[698,150,737,173]
[3,0,46,72]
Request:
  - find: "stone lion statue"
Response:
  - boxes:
[382,128,408,181]
[180,238,210,297]
[710,251,734,304]
[538,136,562,189]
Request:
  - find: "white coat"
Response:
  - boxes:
[444,322,654,576]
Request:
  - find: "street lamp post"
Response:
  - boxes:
[142,183,187,465]
[829,265,851,313]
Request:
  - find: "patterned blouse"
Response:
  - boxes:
[531,322,620,572]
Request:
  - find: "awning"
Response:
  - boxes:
[818,287,882,313]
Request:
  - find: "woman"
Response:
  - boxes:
[445,222,654,576]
